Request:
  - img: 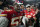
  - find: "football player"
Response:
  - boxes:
[1,9,15,27]
[22,4,36,27]
[30,5,35,11]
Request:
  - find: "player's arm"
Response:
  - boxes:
[33,13,36,22]
[33,17,36,22]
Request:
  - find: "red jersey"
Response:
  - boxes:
[12,10,23,19]
[1,10,15,27]
[31,9,35,11]
[20,10,24,16]
[1,10,23,26]
[11,10,23,26]
[1,10,15,20]
[24,10,35,18]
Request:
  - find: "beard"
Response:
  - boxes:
[16,10,20,13]
[28,10,31,12]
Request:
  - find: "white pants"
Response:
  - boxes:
[0,17,9,27]
[22,16,29,25]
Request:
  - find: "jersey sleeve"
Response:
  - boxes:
[1,11,5,14]
[1,11,7,14]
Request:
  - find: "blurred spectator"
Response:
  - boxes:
[8,5,14,10]
[4,6,8,11]
[0,0,9,10]
[0,1,3,9]
[30,5,35,11]
[35,7,39,14]
[36,10,40,27]
[30,5,34,9]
